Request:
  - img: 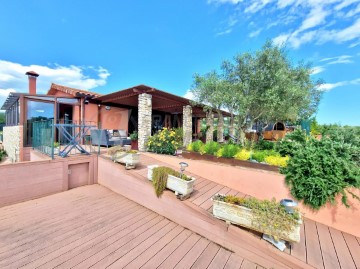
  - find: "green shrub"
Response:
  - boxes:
[147,128,182,155]
[281,137,360,210]
[129,131,138,141]
[201,141,221,155]
[187,140,204,152]
[0,149,6,161]
[254,138,275,150]
[251,150,278,162]
[221,144,240,158]
[275,129,307,157]
[264,155,289,167]
[234,149,251,160]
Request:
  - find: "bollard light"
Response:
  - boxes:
[179,162,189,177]
[280,199,298,214]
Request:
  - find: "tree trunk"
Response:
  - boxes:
[229,114,235,137]
[206,111,214,143]
[217,111,224,143]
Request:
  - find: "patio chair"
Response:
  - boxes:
[90,129,131,147]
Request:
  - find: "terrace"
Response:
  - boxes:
[1,150,358,269]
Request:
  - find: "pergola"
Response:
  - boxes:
[94,85,231,151]
[95,84,230,118]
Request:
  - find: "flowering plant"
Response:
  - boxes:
[147,127,183,155]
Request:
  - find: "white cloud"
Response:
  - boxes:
[183,90,195,100]
[0,60,110,106]
[209,0,360,48]
[317,77,360,91]
[249,28,262,37]
[215,28,232,36]
[208,0,243,4]
[318,82,346,91]
[320,55,353,64]
[311,66,325,75]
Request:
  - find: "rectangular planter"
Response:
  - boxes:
[147,165,195,196]
[112,152,140,169]
[213,198,301,243]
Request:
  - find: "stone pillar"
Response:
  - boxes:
[183,105,192,147]
[138,93,152,151]
[206,111,214,143]
[217,112,224,143]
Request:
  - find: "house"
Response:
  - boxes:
[1,71,230,162]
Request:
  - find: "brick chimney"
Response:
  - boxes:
[25,71,39,95]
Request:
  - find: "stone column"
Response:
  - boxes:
[217,112,224,143]
[182,105,192,147]
[138,93,152,151]
[206,111,214,143]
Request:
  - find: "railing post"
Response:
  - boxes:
[51,119,54,159]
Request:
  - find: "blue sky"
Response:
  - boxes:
[0,0,359,125]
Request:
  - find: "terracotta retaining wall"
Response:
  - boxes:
[0,154,98,207]
[146,152,360,237]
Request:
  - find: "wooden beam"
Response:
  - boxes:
[152,103,184,110]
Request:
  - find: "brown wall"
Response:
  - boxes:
[100,106,129,133]
[0,155,98,207]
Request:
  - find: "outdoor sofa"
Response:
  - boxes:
[90,129,131,147]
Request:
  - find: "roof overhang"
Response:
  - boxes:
[1,92,22,110]
[95,84,231,118]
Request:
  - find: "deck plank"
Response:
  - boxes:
[190,242,220,269]
[304,218,324,269]
[342,232,360,267]
[224,254,243,269]
[207,247,232,269]
[173,237,210,269]
[329,227,356,269]
[200,186,231,211]
[241,259,257,269]
[110,224,183,268]
[157,233,202,269]
[290,221,306,263]
[316,222,341,269]
[192,184,225,206]
[141,229,193,269]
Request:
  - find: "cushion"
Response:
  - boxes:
[118,130,127,138]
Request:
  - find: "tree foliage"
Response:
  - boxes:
[191,41,322,144]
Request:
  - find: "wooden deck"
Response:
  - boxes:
[128,154,360,269]
[0,185,262,269]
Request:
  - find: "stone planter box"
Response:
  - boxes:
[147,165,196,198]
[182,151,279,172]
[213,198,301,243]
[112,152,140,169]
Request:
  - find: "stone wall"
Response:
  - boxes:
[182,105,192,147]
[206,111,214,143]
[3,125,23,162]
[138,93,152,151]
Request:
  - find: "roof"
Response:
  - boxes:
[25,71,39,77]
[95,84,231,117]
[47,83,102,98]
[0,92,21,110]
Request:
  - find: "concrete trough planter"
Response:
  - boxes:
[212,197,301,243]
[112,152,140,169]
[147,165,196,199]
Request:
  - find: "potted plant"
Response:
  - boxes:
[212,194,301,243]
[147,165,195,199]
[129,131,138,150]
[108,146,140,169]
[53,142,60,155]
